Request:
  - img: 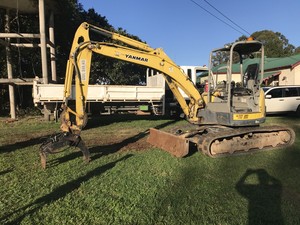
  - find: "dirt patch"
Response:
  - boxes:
[86,129,153,156]
[118,136,151,152]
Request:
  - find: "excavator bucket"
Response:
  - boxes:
[147,128,190,157]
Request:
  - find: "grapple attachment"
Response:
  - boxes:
[147,128,189,157]
[39,132,91,169]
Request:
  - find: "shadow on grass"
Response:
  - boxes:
[90,118,180,158]
[236,169,284,225]
[266,114,300,120]
[1,115,178,156]
[46,119,178,167]
[0,154,133,225]
[0,169,13,176]
[0,135,50,154]
[84,114,179,130]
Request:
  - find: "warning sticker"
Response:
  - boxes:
[80,59,86,81]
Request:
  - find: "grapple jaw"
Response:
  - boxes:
[147,128,190,157]
[39,132,91,169]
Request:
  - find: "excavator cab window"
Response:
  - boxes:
[245,63,259,80]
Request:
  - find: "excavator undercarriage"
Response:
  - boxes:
[147,125,295,158]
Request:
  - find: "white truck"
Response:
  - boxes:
[33,66,207,119]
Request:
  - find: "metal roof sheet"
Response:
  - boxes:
[212,54,300,73]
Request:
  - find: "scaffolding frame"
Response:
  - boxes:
[0,0,56,119]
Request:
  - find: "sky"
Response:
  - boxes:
[78,0,300,66]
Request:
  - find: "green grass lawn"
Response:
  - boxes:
[0,115,300,225]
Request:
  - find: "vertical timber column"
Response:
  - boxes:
[39,0,48,84]
[5,10,16,119]
[49,11,57,82]
[39,0,50,120]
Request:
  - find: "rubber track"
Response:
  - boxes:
[199,125,295,157]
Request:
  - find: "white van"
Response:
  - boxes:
[263,86,300,115]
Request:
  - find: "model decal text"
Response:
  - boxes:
[126,54,148,62]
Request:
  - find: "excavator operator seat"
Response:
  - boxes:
[243,63,259,88]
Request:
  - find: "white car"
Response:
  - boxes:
[263,86,300,116]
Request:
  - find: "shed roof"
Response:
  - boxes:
[212,53,300,74]
[264,54,300,70]
[197,54,300,83]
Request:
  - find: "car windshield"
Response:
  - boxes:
[262,87,271,93]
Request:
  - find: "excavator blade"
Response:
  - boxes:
[147,128,189,157]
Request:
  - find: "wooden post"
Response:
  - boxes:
[49,11,57,82]
[5,10,16,119]
[39,0,48,84]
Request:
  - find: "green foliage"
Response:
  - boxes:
[0,88,9,115]
[252,30,296,57]
[0,0,148,116]
[91,56,146,85]
[0,11,42,77]
[211,50,229,66]
[212,31,300,65]
[0,0,147,84]
[0,115,300,224]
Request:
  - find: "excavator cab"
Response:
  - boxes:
[149,39,294,158]
[198,40,266,127]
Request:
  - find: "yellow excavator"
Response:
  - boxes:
[39,22,295,168]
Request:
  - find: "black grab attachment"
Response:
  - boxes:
[39,132,91,169]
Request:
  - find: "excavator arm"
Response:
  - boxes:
[39,22,205,168]
[61,22,204,134]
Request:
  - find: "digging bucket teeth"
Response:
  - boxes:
[147,128,190,157]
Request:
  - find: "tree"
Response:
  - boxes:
[0,0,148,115]
[52,1,147,85]
[251,30,296,57]
[212,31,299,66]
[211,35,249,66]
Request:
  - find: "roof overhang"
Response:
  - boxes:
[0,0,55,13]
[262,71,281,81]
